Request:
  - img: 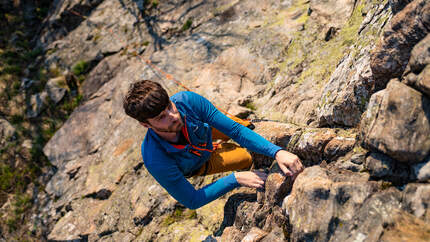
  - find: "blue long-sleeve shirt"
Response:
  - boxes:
[141,91,282,209]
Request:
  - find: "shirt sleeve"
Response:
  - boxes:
[186,91,283,158]
[146,159,240,209]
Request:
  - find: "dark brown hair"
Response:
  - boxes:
[123,80,170,123]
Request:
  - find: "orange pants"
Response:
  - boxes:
[192,117,253,177]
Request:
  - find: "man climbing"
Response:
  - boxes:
[123,80,303,209]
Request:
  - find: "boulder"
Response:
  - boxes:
[241,227,268,242]
[331,188,403,241]
[402,183,430,222]
[379,210,430,242]
[365,152,410,184]
[26,91,49,118]
[285,166,380,241]
[403,34,430,97]
[323,135,356,161]
[290,129,336,166]
[360,79,430,163]
[404,64,430,98]
[260,226,286,242]
[405,33,430,74]
[332,186,430,241]
[220,226,245,242]
[370,0,430,87]
[411,157,430,182]
[389,0,414,14]
[259,172,293,206]
[45,76,67,104]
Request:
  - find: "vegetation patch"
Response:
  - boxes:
[71,60,89,76]
[245,102,257,111]
[181,19,193,31]
[0,1,86,238]
[162,207,197,226]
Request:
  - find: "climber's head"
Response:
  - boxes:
[123,80,183,133]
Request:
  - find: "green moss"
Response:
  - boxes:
[353,145,367,154]
[37,68,48,82]
[151,0,159,8]
[10,114,24,124]
[71,60,89,76]
[5,193,32,232]
[2,65,22,75]
[162,207,197,227]
[41,119,57,140]
[23,47,43,61]
[245,102,257,111]
[278,0,379,92]
[182,19,193,31]
[0,164,14,191]
[92,32,102,43]
[61,94,83,113]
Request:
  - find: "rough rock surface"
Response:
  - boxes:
[365,152,410,184]
[371,0,430,86]
[285,166,380,241]
[360,79,430,163]
[403,33,430,97]
[20,0,430,240]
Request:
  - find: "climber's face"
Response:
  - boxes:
[141,101,183,133]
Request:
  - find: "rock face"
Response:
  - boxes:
[370,0,430,87]
[285,166,379,241]
[22,0,430,240]
[360,79,430,163]
[403,33,430,97]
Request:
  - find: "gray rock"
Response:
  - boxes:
[81,54,127,100]
[290,129,336,166]
[371,0,430,87]
[351,153,366,165]
[331,188,404,242]
[285,166,380,242]
[334,159,364,172]
[403,34,430,97]
[402,183,430,222]
[45,76,67,104]
[360,79,430,163]
[411,157,430,182]
[26,91,49,118]
[406,33,430,74]
[34,0,430,241]
[317,50,374,127]
[20,78,38,90]
[389,0,414,14]
[365,152,410,184]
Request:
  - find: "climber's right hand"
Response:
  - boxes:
[234,171,268,189]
